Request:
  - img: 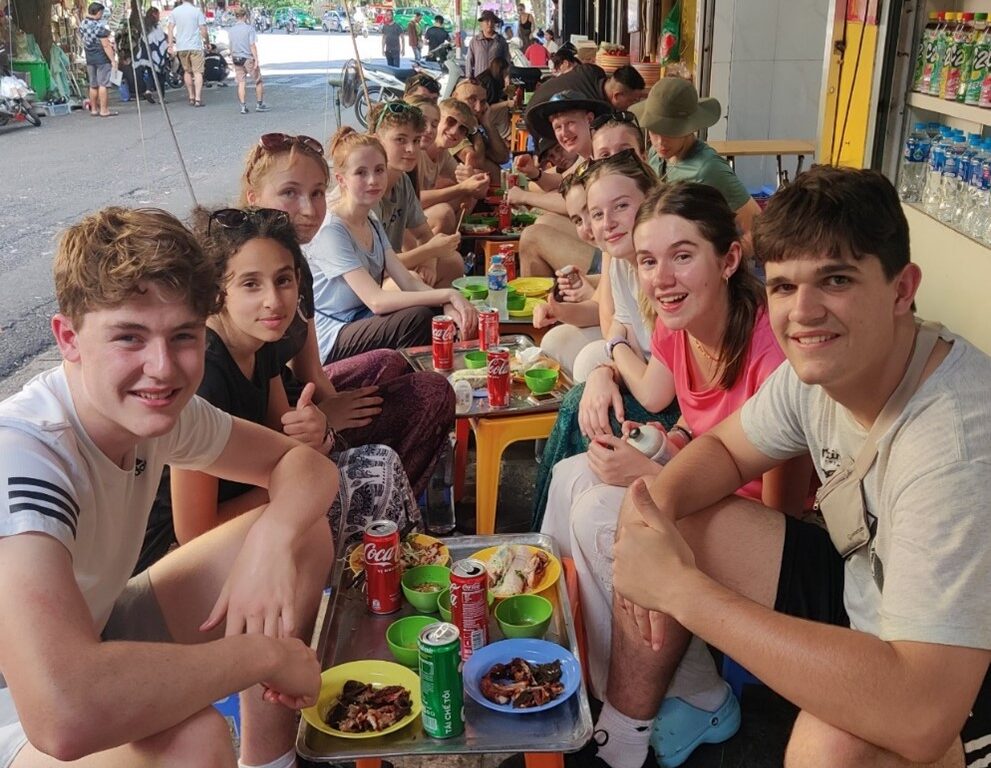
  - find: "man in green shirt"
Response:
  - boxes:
[632,77,762,245]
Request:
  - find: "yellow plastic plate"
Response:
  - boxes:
[301,660,422,739]
[508,277,555,298]
[468,545,562,596]
[349,533,450,575]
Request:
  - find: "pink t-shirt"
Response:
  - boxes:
[651,307,784,501]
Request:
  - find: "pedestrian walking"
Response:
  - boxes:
[166,0,208,107]
[228,7,269,114]
[406,12,422,63]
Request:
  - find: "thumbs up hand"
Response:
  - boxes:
[281,382,328,450]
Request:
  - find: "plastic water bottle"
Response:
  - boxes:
[421,433,456,535]
[923,138,947,214]
[898,123,930,202]
[937,149,961,223]
[453,379,474,415]
[487,255,508,321]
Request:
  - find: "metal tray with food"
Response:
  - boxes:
[399,335,573,417]
[296,532,593,761]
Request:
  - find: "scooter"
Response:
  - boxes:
[285,15,298,34]
[0,52,42,128]
[418,41,461,99]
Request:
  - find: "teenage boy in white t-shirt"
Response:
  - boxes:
[595,166,991,768]
[0,207,338,768]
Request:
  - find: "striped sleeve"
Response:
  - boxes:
[0,431,80,551]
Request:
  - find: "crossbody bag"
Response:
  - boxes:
[813,321,942,557]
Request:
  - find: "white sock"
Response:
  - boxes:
[595,700,653,768]
[666,635,730,712]
[238,749,296,768]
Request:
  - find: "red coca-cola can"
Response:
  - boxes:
[486,346,511,408]
[478,307,500,351]
[450,558,489,660]
[363,520,401,615]
[432,315,456,371]
[499,244,517,282]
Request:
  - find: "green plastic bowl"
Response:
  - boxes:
[437,586,495,623]
[464,350,488,369]
[465,214,499,227]
[507,293,526,312]
[495,594,554,639]
[401,564,451,613]
[386,615,436,667]
[465,283,489,300]
[524,367,559,394]
[513,212,538,227]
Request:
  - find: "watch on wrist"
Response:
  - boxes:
[606,336,631,360]
[668,425,693,445]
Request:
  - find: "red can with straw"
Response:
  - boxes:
[431,315,455,371]
[478,307,500,351]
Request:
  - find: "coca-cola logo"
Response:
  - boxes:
[364,543,398,564]
[488,358,510,376]
[432,325,455,342]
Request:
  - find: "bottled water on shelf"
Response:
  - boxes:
[898,122,930,202]
[937,149,961,224]
[923,137,947,215]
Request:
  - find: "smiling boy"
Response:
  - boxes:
[602,167,991,768]
[0,207,337,768]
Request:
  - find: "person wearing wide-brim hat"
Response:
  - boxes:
[631,76,763,244]
[467,9,509,79]
[525,89,611,153]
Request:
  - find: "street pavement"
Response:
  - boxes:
[0,29,394,395]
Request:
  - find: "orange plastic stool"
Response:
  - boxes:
[472,412,558,534]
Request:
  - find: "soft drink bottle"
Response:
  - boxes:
[929,12,952,96]
[915,11,940,92]
[898,123,930,203]
[498,194,511,231]
[487,254,508,321]
[945,12,975,101]
[965,14,990,105]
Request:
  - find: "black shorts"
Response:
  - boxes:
[775,517,991,765]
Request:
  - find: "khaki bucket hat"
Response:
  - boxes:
[630,77,721,136]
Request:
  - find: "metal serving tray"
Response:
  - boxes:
[401,335,575,417]
[296,532,593,760]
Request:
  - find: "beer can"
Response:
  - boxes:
[363,520,401,614]
[478,307,500,351]
[450,558,489,660]
[418,622,465,739]
[486,346,511,409]
[431,315,456,372]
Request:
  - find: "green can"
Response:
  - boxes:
[418,622,465,739]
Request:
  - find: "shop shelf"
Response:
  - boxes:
[906,92,991,127]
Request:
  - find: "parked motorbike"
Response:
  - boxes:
[0,53,42,128]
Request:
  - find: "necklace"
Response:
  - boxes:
[690,335,720,365]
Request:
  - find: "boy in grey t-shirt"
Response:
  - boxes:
[592,166,991,768]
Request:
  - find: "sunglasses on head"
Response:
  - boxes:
[409,74,441,94]
[590,110,640,132]
[374,100,424,131]
[208,207,291,236]
[258,132,323,156]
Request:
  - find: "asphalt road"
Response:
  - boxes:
[0,29,400,387]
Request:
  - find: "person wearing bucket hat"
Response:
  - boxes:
[631,77,763,244]
[467,9,509,79]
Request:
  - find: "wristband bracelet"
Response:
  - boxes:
[533,167,543,182]
[668,425,693,446]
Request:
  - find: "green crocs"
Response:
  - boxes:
[650,684,741,767]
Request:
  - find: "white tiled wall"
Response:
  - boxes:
[706,0,829,191]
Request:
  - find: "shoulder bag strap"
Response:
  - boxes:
[848,320,943,478]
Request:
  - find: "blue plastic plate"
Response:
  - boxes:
[462,638,581,715]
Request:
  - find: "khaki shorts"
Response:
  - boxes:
[0,572,172,767]
[177,48,205,75]
[234,57,261,84]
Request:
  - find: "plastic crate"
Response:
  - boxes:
[42,102,70,116]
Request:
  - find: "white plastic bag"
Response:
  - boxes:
[0,76,30,99]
